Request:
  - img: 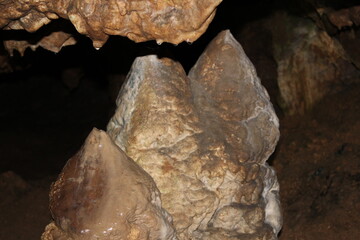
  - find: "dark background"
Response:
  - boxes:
[0,0,360,239]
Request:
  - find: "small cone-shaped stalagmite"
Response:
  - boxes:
[41,128,176,240]
[107,30,282,239]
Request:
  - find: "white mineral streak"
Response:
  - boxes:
[262,164,282,235]
[107,30,282,239]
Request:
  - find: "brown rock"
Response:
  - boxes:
[0,0,222,49]
[107,30,282,239]
[42,128,176,240]
[4,31,76,56]
[189,30,279,165]
[327,6,360,29]
[328,8,353,29]
[271,12,358,115]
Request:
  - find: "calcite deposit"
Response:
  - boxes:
[107,30,282,239]
[0,0,222,49]
[42,128,176,240]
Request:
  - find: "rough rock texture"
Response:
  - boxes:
[0,0,222,48]
[327,6,360,29]
[107,30,282,239]
[270,12,359,115]
[42,128,176,240]
[310,5,360,70]
[4,31,76,56]
[322,6,360,70]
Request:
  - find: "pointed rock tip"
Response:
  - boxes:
[133,54,178,69]
[86,127,109,145]
[213,29,242,48]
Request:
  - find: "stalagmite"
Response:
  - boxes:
[41,128,176,240]
[107,30,282,239]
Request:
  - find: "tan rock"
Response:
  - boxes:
[271,12,358,115]
[42,128,176,240]
[0,0,222,49]
[4,31,76,56]
[107,30,282,239]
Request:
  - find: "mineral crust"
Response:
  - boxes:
[41,128,176,240]
[0,0,222,49]
[107,30,282,239]
[4,31,76,56]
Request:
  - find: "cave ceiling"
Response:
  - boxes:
[0,0,222,54]
[1,0,360,56]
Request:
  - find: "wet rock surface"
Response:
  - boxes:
[107,30,281,239]
[0,0,222,49]
[42,128,176,240]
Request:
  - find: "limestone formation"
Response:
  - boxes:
[107,30,282,239]
[0,0,222,49]
[270,12,359,115]
[42,128,176,240]
[327,6,360,29]
[322,6,360,70]
[4,31,76,56]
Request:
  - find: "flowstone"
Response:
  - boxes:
[107,30,282,239]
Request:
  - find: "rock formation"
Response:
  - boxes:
[4,31,76,56]
[318,5,360,70]
[0,0,222,50]
[270,12,359,115]
[107,30,282,239]
[325,6,360,29]
[42,128,176,240]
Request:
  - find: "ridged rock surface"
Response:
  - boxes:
[0,0,222,49]
[107,30,282,239]
[42,128,176,240]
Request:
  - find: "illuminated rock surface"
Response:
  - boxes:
[41,128,176,240]
[4,31,76,56]
[0,0,222,49]
[107,30,282,239]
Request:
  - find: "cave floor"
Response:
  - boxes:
[0,72,359,239]
[274,83,360,239]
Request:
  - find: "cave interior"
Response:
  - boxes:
[0,0,360,239]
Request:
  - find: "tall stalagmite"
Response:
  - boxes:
[107,30,282,239]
